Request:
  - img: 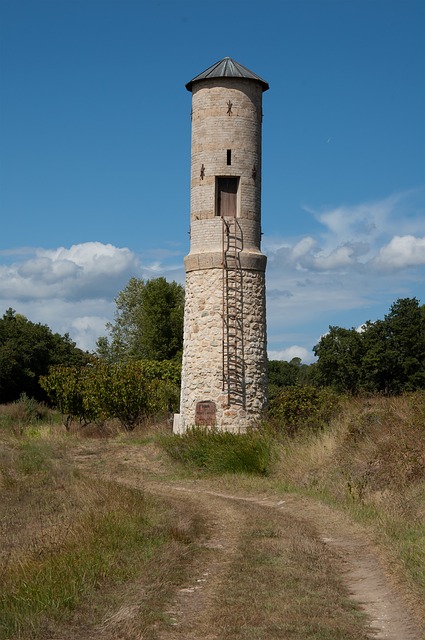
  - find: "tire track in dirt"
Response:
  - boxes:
[73,444,423,639]
[249,492,421,639]
[149,484,423,640]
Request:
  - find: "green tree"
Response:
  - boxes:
[313,298,425,395]
[362,298,425,394]
[313,326,364,393]
[0,309,89,403]
[268,359,300,388]
[96,277,184,362]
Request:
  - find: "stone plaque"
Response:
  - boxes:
[195,401,216,426]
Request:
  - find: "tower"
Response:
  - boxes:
[174,57,269,433]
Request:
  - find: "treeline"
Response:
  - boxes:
[1,281,423,428]
[313,297,425,395]
[0,278,185,429]
[0,308,89,404]
[269,297,425,396]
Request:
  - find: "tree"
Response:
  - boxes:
[313,298,425,395]
[362,298,425,394]
[96,277,184,362]
[0,309,89,403]
[268,359,300,388]
[313,326,364,394]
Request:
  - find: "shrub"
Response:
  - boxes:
[268,386,341,436]
[40,360,181,431]
[0,394,50,436]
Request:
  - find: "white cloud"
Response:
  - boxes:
[291,236,316,261]
[311,242,369,270]
[264,189,424,359]
[266,190,425,274]
[70,315,111,352]
[268,345,313,364]
[305,189,425,249]
[375,235,425,269]
[0,242,141,301]
[0,241,185,352]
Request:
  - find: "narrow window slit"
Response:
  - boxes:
[227,149,232,165]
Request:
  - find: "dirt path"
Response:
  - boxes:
[166,487,421,640]
[73,442,423,640]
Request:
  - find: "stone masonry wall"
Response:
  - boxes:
[175,72,268,434]
[179,267,267,432]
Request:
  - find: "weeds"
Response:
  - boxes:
[0,394,55,436]
[213,504,369,639]
[0,420,207,640]
[273,392,425,612]
[159,427,276,475]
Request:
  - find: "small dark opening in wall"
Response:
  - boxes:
[227,149,231,165]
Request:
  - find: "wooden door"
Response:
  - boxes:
[217,177,238,217]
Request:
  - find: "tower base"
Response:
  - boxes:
[178,266,267,433]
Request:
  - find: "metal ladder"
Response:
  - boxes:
[222,217,245,408]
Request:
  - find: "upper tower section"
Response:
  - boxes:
[185,57,269,271]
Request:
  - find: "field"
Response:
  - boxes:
[0,393,424,639]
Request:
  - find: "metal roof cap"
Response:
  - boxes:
[186,56,269,92]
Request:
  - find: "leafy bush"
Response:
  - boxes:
[39,365,96,428]
[268,386,341,436]
[159,427,276,475]
[40,360,181,431]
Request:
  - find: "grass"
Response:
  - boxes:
[1,392,424,637]
[0,484,200,639]
[211,503,369,639]
[156,393,424,629]
[158,426,276,475]
[270,392,425,617]
[0,410,208,640]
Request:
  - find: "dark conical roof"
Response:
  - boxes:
[185,57,269,92]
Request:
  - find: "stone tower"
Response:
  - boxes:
[174,57,269,433]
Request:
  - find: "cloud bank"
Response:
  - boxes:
[0,241,185,352]
[264,188,425,361]
[0,189,423,361]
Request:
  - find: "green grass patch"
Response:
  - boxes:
[0,481,190,640]
[159,427,276,475]
[17,440,54,475]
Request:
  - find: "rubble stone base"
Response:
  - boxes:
[179,266,267,432]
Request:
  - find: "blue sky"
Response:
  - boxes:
[1,0,424,362]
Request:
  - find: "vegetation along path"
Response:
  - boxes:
[70,439,423,640]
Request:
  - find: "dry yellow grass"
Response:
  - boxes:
[1,393,424,639]
[0,419,208,640]
[273,393,425,618]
